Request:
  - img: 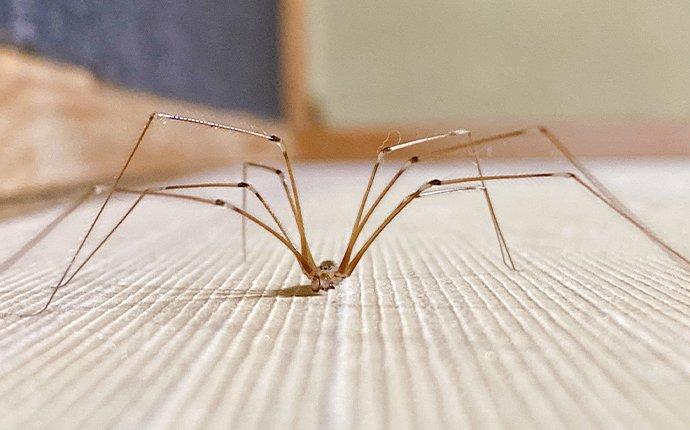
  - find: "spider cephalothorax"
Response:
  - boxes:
[310,260,345,292]
[7,112,687,315]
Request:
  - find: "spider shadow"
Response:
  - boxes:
[0,284,323,318]
[226,284,321,299]
[154,283,322,302]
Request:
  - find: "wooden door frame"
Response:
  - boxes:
[279,0,403,159]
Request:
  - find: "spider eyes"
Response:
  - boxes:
[319,260,336,270]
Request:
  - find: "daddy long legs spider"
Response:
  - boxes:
[2,113,688,316]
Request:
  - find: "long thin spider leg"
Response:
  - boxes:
[53,112,280,301]
[129,113,315,269]
[44,112,285,314]
[0,188,94,273]
[341,131,523,262]
[120,188,310,270]
[344,182,434,276]
[156,113,315,267]
[342,134,517,271]
[345,172,689,276]
[339,130,469,271]
[274,143,314,267]
[336,156,417,272]
[160,182,297,252]
[470,145,516,270]
[13,111,314,315]
[441,172,689,267]
[346,125,670,270]
[157,113,314,266]
[45,113,164,305]
[24,111,313,315]
[536,127,629,215]
[415,126,630,213]
[26,192,146,317]
[241,161,298,262]
[417,126,672,259]
[27,186,311,316]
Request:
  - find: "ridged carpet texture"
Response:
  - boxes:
[0,161,688,429]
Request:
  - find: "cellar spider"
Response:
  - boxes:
[2,113,688,316]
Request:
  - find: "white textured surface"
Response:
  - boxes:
[0,161,689,429]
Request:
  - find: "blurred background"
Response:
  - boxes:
[1,0,689,204]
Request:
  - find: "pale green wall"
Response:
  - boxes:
[306,1,690,127]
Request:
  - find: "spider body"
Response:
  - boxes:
[310,260,344,292]
[3,112,687,315]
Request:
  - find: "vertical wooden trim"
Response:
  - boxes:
[279,0,310,135]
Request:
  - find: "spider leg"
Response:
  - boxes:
[419,126,629,213]
[345,172,689,275]
[469,146,516,270]
[341,129,541,270]
[54,112,279,302]
[127,113,316,266]
[24,191,146,317]
[241,161,298,262]
[0,188,95,273]
[122,187,310,272]
[22,183,310,316]
[339,129,470,271]
[2,180,301,313]
[341,125,670,272]
[8,111,317,315]
[423,126,673,264]
[162,181,297,252]
[340,140,517,271]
